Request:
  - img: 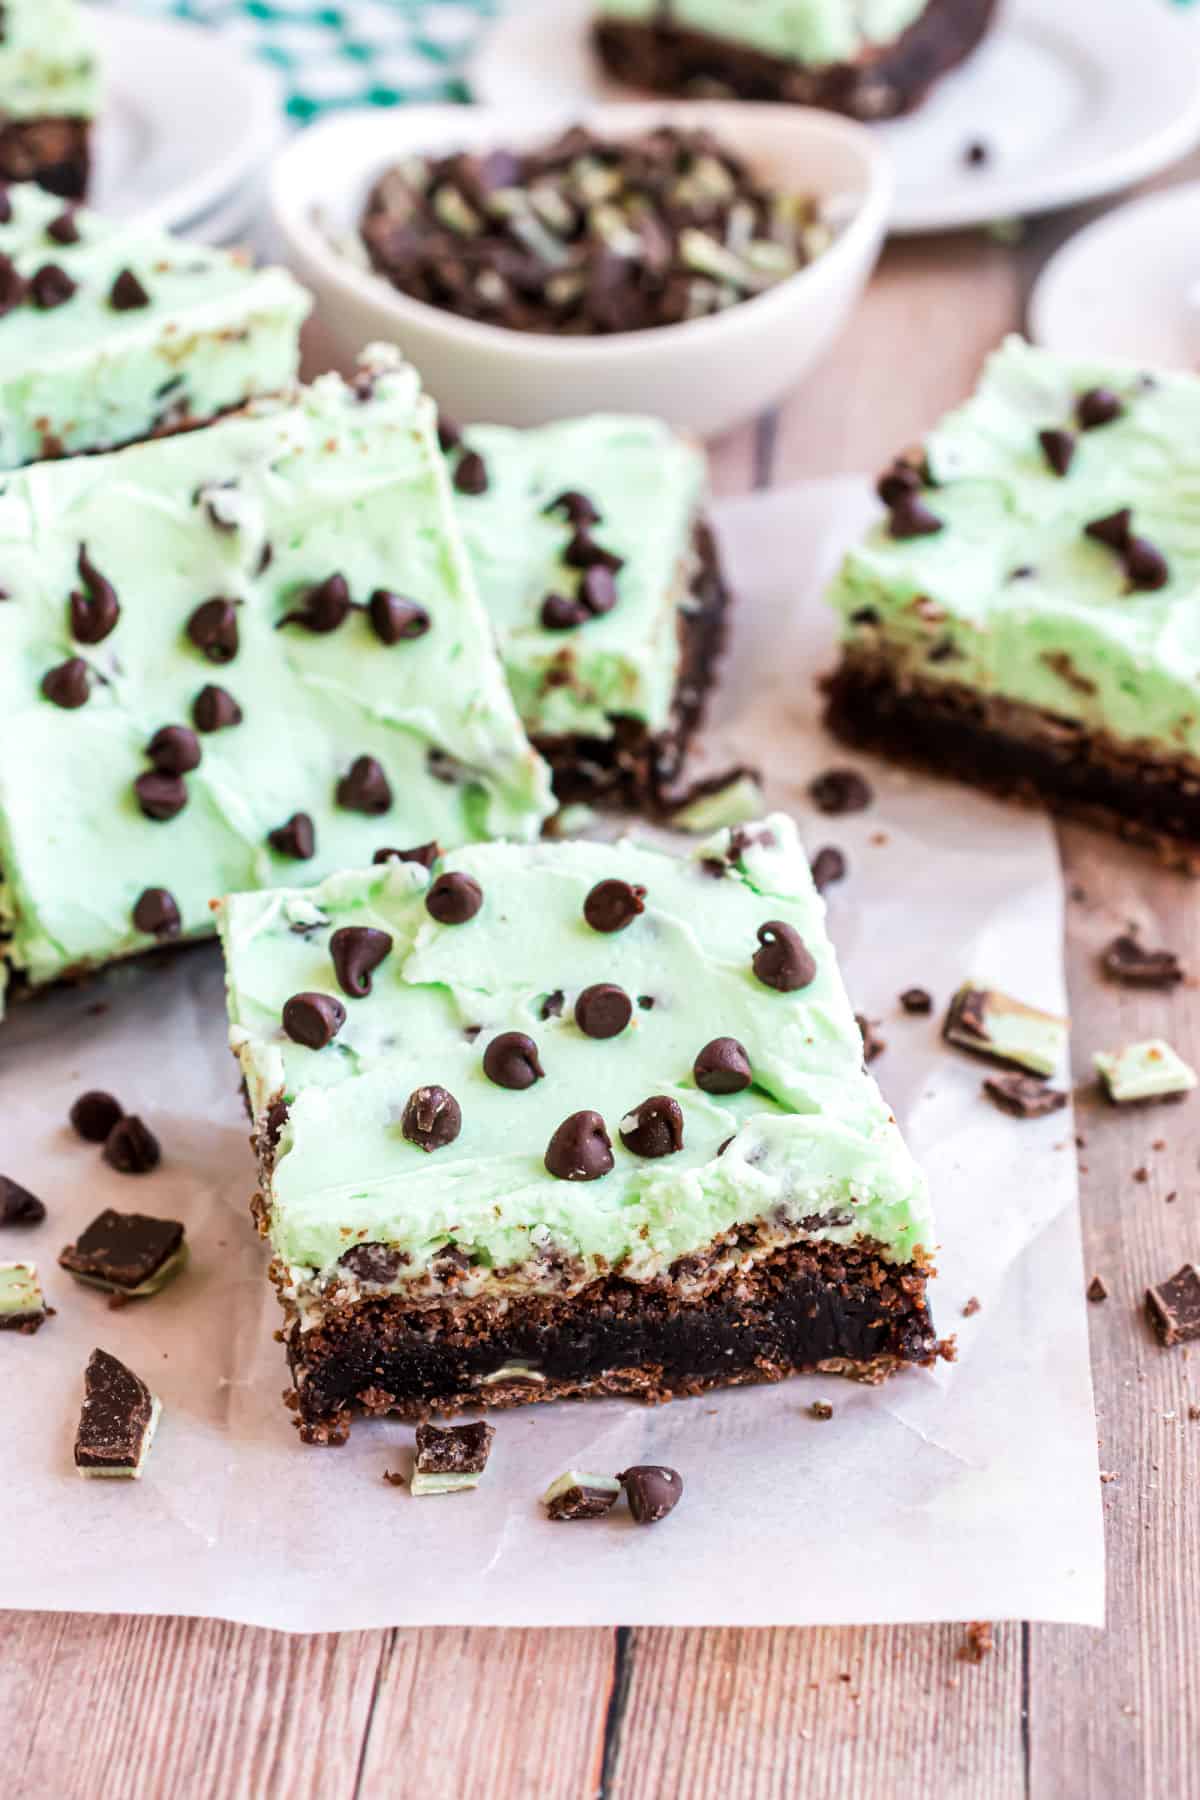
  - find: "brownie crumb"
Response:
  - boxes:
[1146,1264,1200,1347]
[810,1400,834,1420]
[958,1622,994,1663]
[962,1296,981,1318]
[856,1014,885,1063]
[1087,1276,1108,1303]
[899,987,933,1015]
[810,767,873,816]
[382,1470,406,1487]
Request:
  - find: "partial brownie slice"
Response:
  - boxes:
[0,346,552,1015]
[0,184,310,468]
[593,0,996,121]
[216,813,939,1445]
[450,414,730,808]
[825,337,1200,871]
[0,0,99,197]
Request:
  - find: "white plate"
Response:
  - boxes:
[472,0,1200,235]
[1030,181,1200,369]
[90,11,284,231]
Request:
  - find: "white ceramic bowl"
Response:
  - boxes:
[268,101,892,437]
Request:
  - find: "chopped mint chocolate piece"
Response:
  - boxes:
[982,1074,1068,1120]
[410,1420,495,1495]
[1145,1264,1200,1347]
[1095,1040,1197,1105]
[0,1261,50,1332]
[58,1209,186,1297]
[74,1347,160,1478]
[943,984,1068,1077]
[542,1471,621,1520]
[668,769,765,835]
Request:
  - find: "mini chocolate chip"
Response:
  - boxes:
[1085,508,1131,550]
[146,725,200,776]
[620,1095,684,1159]
[402,1085,462,1152]
[483,1031,544,1090]
[425,871,483,925]
[1038,428,1075,477]
[963,139,989,167]
[278,573,353,633]
[368,590,430,644]
[810,846,846,892]
[575,983,632,1040]
[336,755,392,815]
[541,989,565,1020]
[693,1037,752,1095]
[876,460,923,507]
[263,1099,290,1150]
[809,768,872,815]
[1126,537,1169,591]
[857,1014,885,1062]
[339,1242,402,1284]
[374,841,439,868]
[103,1115,161,1174]
[900,987,933,1014]
[637,995,655,1011]
[192,684,242,731]
[69,1091,124,1144]
[753,921,816,992]
[541,592,590,630]
[330,926,393,998]
[282,991,346,1049]
[544,489,602,528]
[70,545,120,643]
[0,252,25,315]
[132,887,181,939]
[580,565,618,615]
[110,268,150,311]
[583,879,645,933]
[268,812,316,860]
[545,1110,613,1181]
[46,208,79,245]
[453,450,489,495]
[562,530,624,575]
[887,494,943,539]
[41,657,90,708]
[29,262,76,308]
[134,771,188,822]
[0,1175,46,1226]
[619,1465,682,1524]
[186,597,240,663]
[1076,387,1123,430]
[436,414,461,453]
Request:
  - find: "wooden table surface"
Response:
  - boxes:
[9,158,1200,1800]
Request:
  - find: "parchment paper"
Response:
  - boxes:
[1,480,1104,1631]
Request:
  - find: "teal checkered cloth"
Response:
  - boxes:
[117,0,496,121]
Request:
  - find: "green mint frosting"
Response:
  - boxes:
[0,185,311,467]
[218,814,934,1307]
[598,0,928,63]
[0,0,99,119]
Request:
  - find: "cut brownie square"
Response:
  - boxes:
[217,813,939,1444]
[0,347,552,1014]
[593,0,997,120]
[0,185,310,467]
[0,0,100,197]
[825,337,1200,870]
[450,414,730,808]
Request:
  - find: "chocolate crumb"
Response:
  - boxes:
[962,1296,981,1317]
[1087,1276,1108,1303]
[810,1400,834,1420]
[857,1015,885,1063]
[958,1622,994,1664]
[810,846,847,893]
[809,768,872,815]
[899,987,933,1015]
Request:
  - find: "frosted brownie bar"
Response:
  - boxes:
[0,185,310,467]
[594,0,996,120]
[217,814,939,1443]
[825,336,1200,870]
[0,0,99,197]
[0,348,552,1013]
[449,413,728,806]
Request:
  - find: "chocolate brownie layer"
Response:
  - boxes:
[287,1238,940,1442]
[0,117,89,198]
[536,520,731,809]
[826,651,1200,872]
[594,0,997,119]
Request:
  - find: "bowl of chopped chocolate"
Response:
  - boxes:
[269,101,890,435]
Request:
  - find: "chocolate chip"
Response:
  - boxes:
[544,1110,613,1181]
[41,657,90,708]
[134,772,187,822]
[263,1099,290,1150]
[752,921,816,992]
[69,545,120,643]
[436,414,461,453]
[857,1015,885,1062]
[425,870,483,924]
[192,684,242,731]
[580,565,618,615]
[339,1243,402,1284]
[887,494,943,539]
[983,1073,1067,1119]
[186,597,240,663]
[1085,508,1131,550]
[876,459,924,506]
[103,1116,161,1175]
[278,573,353,632]
[69,1091,124,1143]
[541,989,565,1020]
[809,768,872,815]
[336,755,392,815]
[330,926,393,998]
[1038,428,1075,477]
[810,846,846,892]
[900,987,933,1014]
[29,262,76,308]
[1126,537,1169,591]
[693,1037,752,1095]
[146,725,200,776]
[0,1175,46,1226]
[268,812,316,860]
[544,489,601,528]
[583,879,645,934]
[368,589,430,643]
[0,188,11,226]
[541,592,590,630]
[575,983,632,1039]
[402,1085,462,1152]
[483,1031,544,1090]
[963,139,989,168]
[1146,1263,1200,1347]
[46,208,79,245]
[132,887,181,939]
[0,252,25,314]
[619,1465,683,1524]
[619,1095,683,1159]
[1101,934,1183,989]
[374,841,440,868]
[109,268,150,311]
[453,450,489,495]
[1076,387,1123,430]
[282,991,346,1049]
